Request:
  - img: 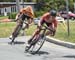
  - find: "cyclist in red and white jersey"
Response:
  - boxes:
[28,10,58,44]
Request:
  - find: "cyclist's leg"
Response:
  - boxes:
[45,30,53,36]
[28,19,45,44]
[9,20,23,39]
[21,23,26,35]
[45,24,55,36]
[21,22,29,34]
[28,27,41,44]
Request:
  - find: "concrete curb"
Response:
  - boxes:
[46,36,75,49]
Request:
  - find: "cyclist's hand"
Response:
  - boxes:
[51,28,56,36]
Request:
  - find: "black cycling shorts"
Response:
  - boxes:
[19,14,31,20]
[41,20,52,27]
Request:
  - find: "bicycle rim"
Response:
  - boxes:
[30,36,46,54]
[11,26,22,42]
[25,39,39,53]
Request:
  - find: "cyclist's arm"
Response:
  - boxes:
[53,19,58,31]
[15,13,22,21]
[25,18,33,28]
[52,19,58,36]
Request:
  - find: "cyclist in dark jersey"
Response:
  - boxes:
[9,6,34,39]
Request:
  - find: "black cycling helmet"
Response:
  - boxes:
[50,10,57,17]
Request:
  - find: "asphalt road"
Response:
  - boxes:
[0,36,75,60]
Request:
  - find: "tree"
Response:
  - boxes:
[0,0,75,12]
[0,0,15,2]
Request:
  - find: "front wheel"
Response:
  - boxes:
[11,25,22,43]
[25,34,46,54]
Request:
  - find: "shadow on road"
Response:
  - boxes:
[25,50,49,56]
[8,41,25,45]
[63,55,75,58]
[35,51,49,55]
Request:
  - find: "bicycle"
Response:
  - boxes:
[10,15,29,44]
[25,25,54,54]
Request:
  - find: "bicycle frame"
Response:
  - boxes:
[37,25,54,38]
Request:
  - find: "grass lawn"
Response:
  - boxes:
[0,22,37,38]
[54,20,75,43]
[0,16,8,20]
[0,20,75,43]
[0,22,15,37]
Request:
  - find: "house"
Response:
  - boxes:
[0,2,36,16]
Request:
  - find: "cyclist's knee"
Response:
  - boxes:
[37,25,42,29]
[35,29,41,35]
[46,31,53,36]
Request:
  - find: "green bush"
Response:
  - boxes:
[34,10,45,17]
[8,11,45,19]
[0,15,3,17]
[8,12,17,19]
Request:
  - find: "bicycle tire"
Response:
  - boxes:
[25,34,46,54]
[11,25,22,43]
[32,35,46,54]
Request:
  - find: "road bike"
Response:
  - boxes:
[25,25,54,54]
[9,15,29,44]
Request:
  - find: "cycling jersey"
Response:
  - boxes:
[16,6,34,22]
[20,6,34,19]
[40,12,57,28]
[19,14,31,20]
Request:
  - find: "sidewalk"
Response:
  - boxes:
[46,36,75,49]
[0,18,11,23]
